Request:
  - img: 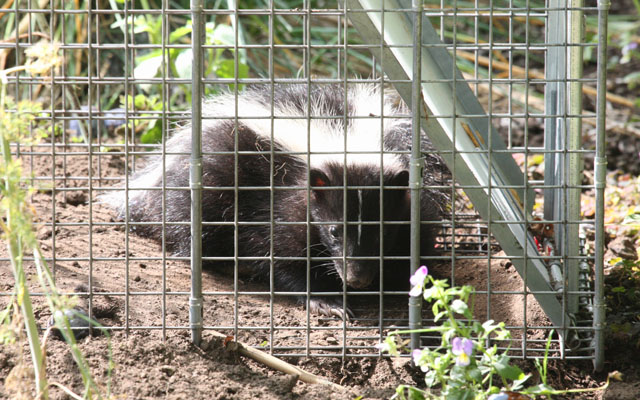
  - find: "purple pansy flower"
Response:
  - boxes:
[451,337,473,367]
[623,41,638,53]
[409,265,428,297]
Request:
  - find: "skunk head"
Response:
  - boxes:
[309,162,410,289]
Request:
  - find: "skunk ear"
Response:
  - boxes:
[390,170,410,187]
[310,169,330,187]
[309,169,331,201]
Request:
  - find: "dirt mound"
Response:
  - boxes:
[0,146,607,399]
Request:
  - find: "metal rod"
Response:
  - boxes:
[593,0,609,373]
[189,0,204,346]
[161,0,169,343]
[409,0,424,352]
[545,0,569,351]
[543,0,567,252]
[123,0,131,336]
[567,0,585,316]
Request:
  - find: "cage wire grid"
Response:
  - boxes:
[0,0,607,368]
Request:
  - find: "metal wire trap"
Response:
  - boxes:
[0,0,607,370]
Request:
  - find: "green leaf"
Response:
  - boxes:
[215,59,249,80]
[451,299,468,315]
[623,71,640,89]
[494,326,511,341]
[511,373,532,391]
[133,94,147,110]
[522,383,556,395]
[444,387,475,400]
[623,212,640,224]
[467,366,482,382]
[384,336,399,357]
[394,385,409,400]
[425,370,438,387]
[481,319,496,331]
[423,286,436,300]
[134,55,163,93]
[433,310,447,322]
[488,386,501,395]
[170,25,192,43]
[132,15,152,35]
[212,23,235,45]
[494,356,524,381]
[140,120,162,144]
[497,366,526,383]
[175,50,193,79]
[135,49,163,64]
[406,386,425,400]
[449,365,467,382]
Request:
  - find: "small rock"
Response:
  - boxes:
[159,365,175,376]
[47,307,91,340]
[326,336,339,345]
[63,191,87,206]
[38,227,53,240]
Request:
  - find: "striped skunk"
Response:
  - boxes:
[103,84,449,317]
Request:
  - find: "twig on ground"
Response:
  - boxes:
[206,330,345,390]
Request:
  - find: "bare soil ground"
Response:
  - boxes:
[0,145,629,399]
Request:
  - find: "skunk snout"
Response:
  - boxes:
[339,260,377,289]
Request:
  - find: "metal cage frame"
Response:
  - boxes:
[0,0,608,370]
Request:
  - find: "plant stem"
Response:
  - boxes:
[7,242,49,399]
[32,246,102,400]
[1,90,49,399]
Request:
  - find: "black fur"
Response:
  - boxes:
[108,84,449,315]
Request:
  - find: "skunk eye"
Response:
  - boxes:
[329,226,340,238]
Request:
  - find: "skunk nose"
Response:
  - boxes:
[345,261,376,289]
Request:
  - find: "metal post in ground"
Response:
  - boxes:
[189,0,204,347]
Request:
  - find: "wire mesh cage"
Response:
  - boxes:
[0,0,607,369]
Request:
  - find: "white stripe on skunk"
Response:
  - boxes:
[198,84,404,170]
